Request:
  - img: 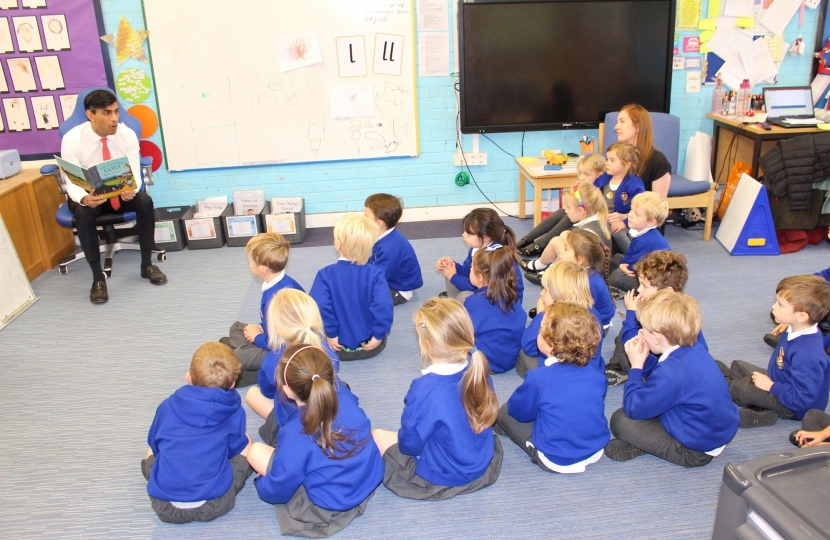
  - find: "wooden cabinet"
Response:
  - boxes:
[0,169,75,281]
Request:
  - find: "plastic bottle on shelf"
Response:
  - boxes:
[737,79,751,118]
[711,76,724,115]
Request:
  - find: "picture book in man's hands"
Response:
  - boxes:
[54,155,136,199]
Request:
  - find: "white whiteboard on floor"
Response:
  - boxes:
[143,0,419,171]
[0,215,38,331]
[716,173,760,251]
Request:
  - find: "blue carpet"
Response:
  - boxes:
[0,217,827,539]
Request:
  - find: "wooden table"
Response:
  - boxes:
[707,113,823,183]
[516,157,578,226]
[0,169,75,281]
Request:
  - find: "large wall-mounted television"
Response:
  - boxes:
[458,0,675,133]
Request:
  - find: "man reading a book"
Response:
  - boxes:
[61,89,167,304]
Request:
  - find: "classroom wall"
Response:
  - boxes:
[101,0,819,214]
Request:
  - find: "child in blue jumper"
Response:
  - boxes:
[723,275,830,429]
[609,191,670,294]
[223,232,303,386]
[435,207,524,302]
[595,141,645,253]
[142,342,253,524]
[245,288,340,447]
[364,193,423,306]
[518,261,604,378]
[605,290,739,468]
[764,265,830,355]
[464,245,526,373]
[496,302,609,474]
[247,345,383,538]
[371,298,502,499]
[310,214,394,361]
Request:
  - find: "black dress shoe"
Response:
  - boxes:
[525,271,543,286]
[438,291,448,298]
[789,430,801,448]
[518,243,543,257]
[518,258,547,272]
[764,333,779,348]
[141,264,168,285]
[90,280,108,304]
[528,308,537,319]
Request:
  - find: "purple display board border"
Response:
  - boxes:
[0,0,113,160]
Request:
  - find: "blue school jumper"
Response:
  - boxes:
[310,260,394,350]
[522,307,604,372]
[253,274,305,351]
[588,269,615,328]
[398,365,495,486]
[620,229,671,268]
[147,385,249,502]
[371,228,423,292]
[464,287,526,373]
[594,173,645,214]
[255,384,383,511]
[816,265,830,283]
[767,329,830,419]
[507,359,610,466]
[619,308,708,378]
[624,343,739,452]
[450,247,525,302]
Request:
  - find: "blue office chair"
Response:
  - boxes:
[599,111,718,241]
[40,87,166,276]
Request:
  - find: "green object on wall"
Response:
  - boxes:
[455,172,470,186]
[116,68,152,103]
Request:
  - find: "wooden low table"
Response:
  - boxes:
[516,157,578,226]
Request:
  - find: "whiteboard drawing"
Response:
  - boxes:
[182,79,239,166]
[335,35,367,78]
[8,57,36,92]
[307,109,325,157]
[365,119,400,155]
[252,79,299,124]
[59,93,77,121]
[34,55,64,90]
[31,95,57,129]
[373,33,403,76]
[276,32,323,73]
[0,17,14,53]
[42,14,69,50]
[3,97,30,131]
[349,120,361,154]
[13,16,41,52]
[375,79,409,120]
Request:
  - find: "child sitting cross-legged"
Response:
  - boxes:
[605,290,739,468]
[721,275,830,429]
[371,298,502,500]
[310,214,394,361]
[495,302,610,474]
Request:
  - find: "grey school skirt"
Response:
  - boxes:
[382,434,503,500]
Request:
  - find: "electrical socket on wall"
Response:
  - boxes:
[454,152,488,166]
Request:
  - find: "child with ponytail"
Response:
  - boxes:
[518,262,604,378]
[371,298,502,500]
[464,245,526,373]
[554,228,615,330]
[435,207,524,302]
[595,142,645,253]
[495,302,610,474]
[520,181,611,281]
[248,345,383,538]
[246,288,340,447]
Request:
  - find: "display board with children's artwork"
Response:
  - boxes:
[141,0,419,171]
[0,0,112,159]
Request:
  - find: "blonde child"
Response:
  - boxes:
[608,191,670,294]
[310,214,394,361]
[520,181,611,279]
[372,298,502,499]
[435,207,523,302]
[496,302,609,474]
[247,345,383,537]
[465,245,526,373]
[594,142,645,253]
[245,288,340,446]
[518,261,604,377]
[517,153,606,256]
[223,232,304,386]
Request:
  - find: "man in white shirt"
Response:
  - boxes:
[62,90,167,304]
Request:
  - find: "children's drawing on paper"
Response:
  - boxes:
[42,14,69,50]
[307,109,325,157]
[182,79,239,166]
[3,97,30,131]
[330,87,374,119]
[13,16,41,52]
[34,55,64,90]
[0,0,18,10]
[276,32,323,73]
[58,93,77,121]
[0,67,6,93]
[0,17,14,53]
[375,79,409,120]
[8,57,36,92]
[31,95,57,129]
[22,0,46,7]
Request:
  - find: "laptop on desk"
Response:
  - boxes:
[763,86,821,128]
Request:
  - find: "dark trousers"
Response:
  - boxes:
[67,191,156,274]
[802,409,830,432]
[519,209,573,251]
[609,408,714,468]
[495,404,559,473]
[515,351,538,379]
[721,360,795,420]
[609,253,639,292]
[606,333,631,373]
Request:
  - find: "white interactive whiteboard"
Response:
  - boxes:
[143,0,419,171]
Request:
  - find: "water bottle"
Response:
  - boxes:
[737,79,751,118]
[711,76,724,115]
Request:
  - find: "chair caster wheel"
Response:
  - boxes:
[157,253,166,262]
[58,265,68,275]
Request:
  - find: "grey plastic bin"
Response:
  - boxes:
[153,207,187,251]
[266,198,306,244]
[712,446,830,539]
[181,205,225,249]
[222,204,266,247]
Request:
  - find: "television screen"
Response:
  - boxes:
[459,0,675,133]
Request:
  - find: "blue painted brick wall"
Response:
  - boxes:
[101,0,818,213]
